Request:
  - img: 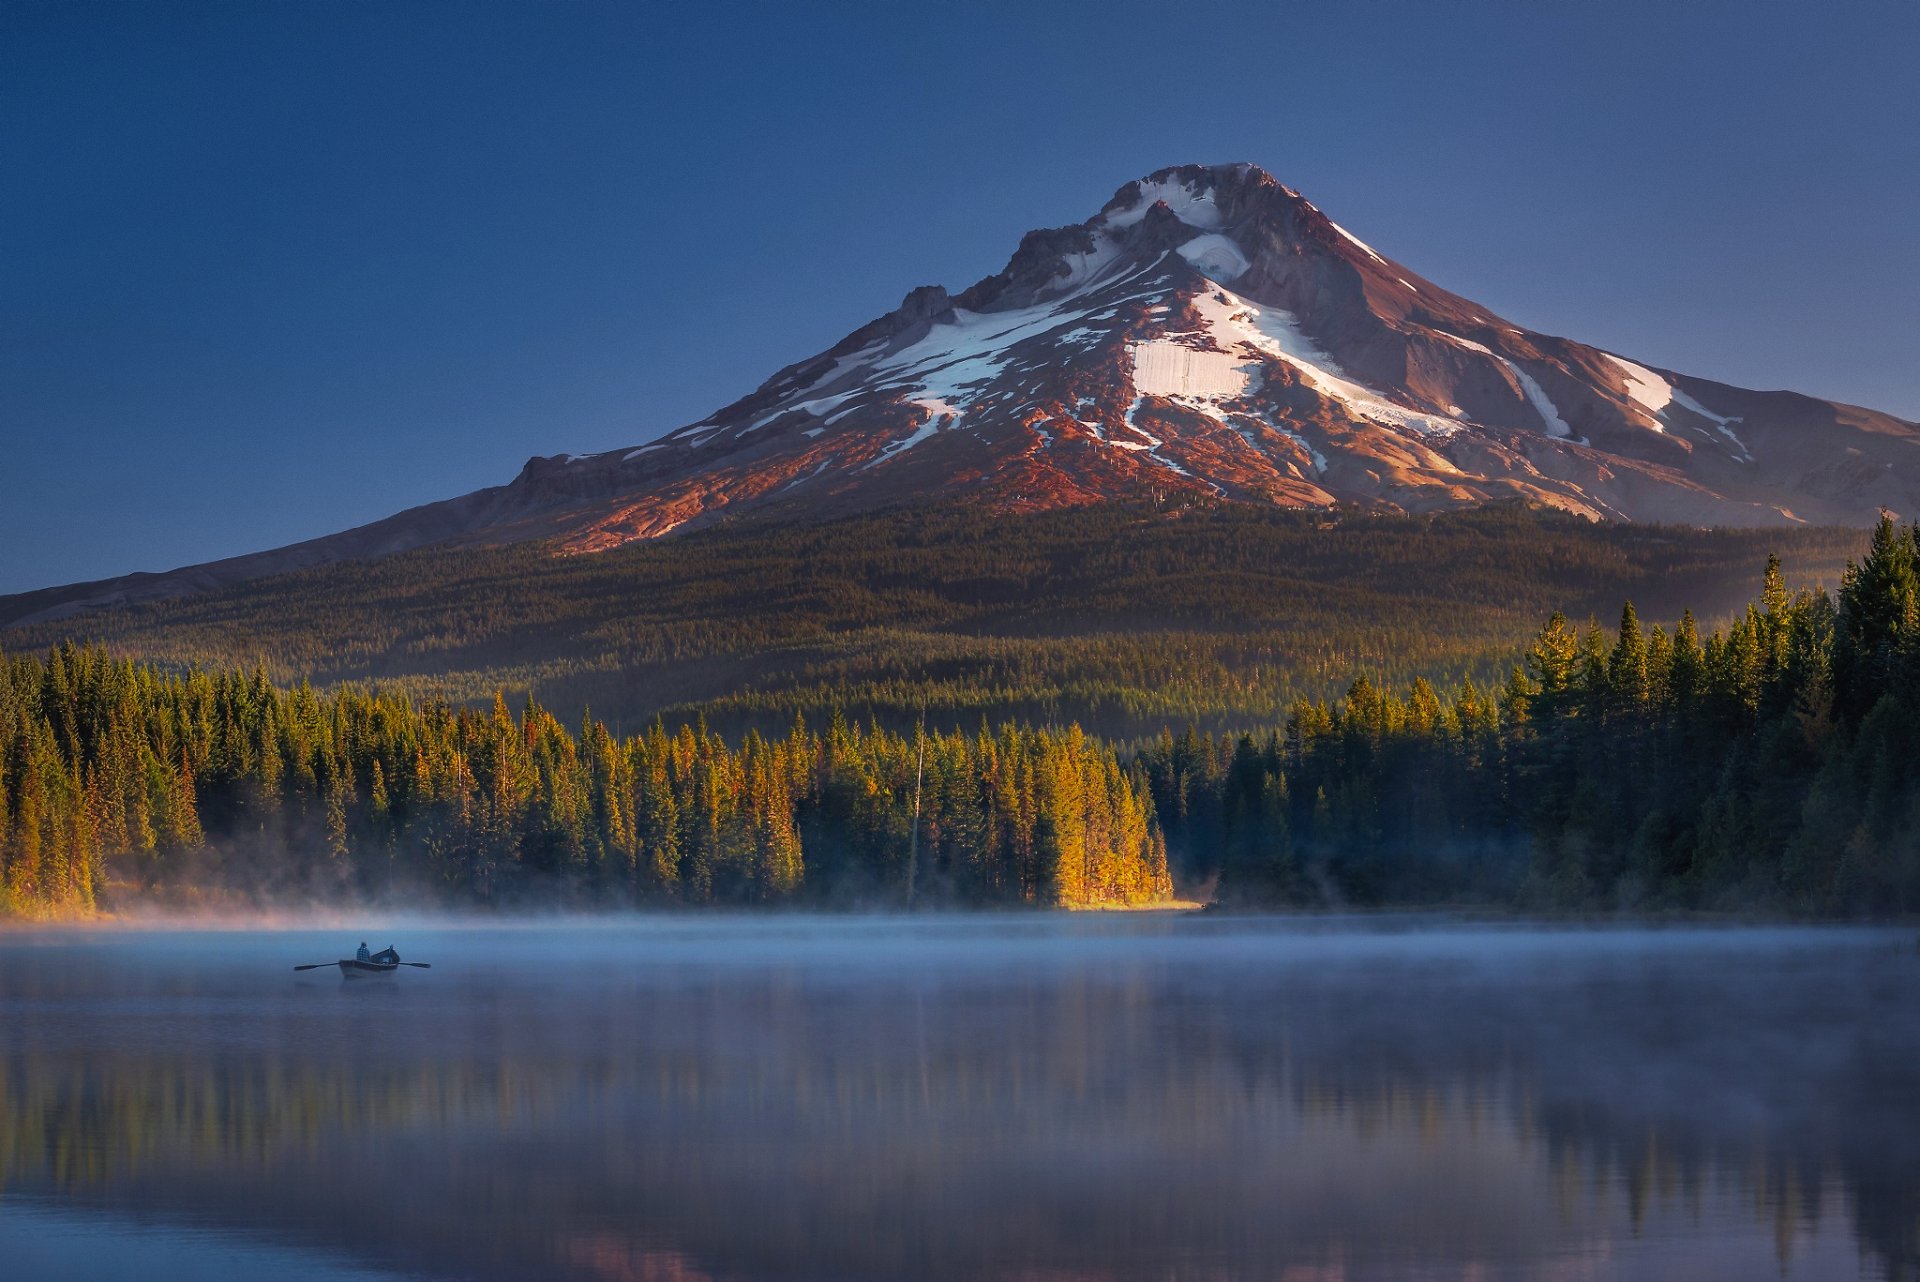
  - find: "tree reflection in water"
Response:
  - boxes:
[0,918,1914,1282]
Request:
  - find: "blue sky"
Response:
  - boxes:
[3,0,1916,594]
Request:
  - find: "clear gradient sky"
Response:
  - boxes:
[3,0,1916,594]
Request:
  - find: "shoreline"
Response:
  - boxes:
[6,902,1917,933]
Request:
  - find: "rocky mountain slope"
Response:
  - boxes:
[6,162,1915,628]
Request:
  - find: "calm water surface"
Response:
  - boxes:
[1,915,1915,1281]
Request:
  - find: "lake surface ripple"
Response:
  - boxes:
[1,915,1915,1281]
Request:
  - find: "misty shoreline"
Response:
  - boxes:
[7,902,1917,934]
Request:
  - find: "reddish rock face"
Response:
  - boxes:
[523,161,1920,551]
[6,163,1917,627]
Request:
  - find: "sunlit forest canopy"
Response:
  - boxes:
[1,502,1865,739]
[0,646,1170,918]
[6,517,1920,919]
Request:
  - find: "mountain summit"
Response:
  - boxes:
[524,161,1914,547]
[7,163,1917,624]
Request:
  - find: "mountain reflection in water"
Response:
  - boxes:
[0,917,1915,1281]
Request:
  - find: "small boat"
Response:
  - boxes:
[294,948,428,977]
[338,946,407,977]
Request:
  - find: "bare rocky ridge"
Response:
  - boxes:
[6,162,1917,628]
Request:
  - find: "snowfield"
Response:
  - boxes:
[1669,385,1753,462]
[1190,287,1465,438]
[1602,355,1752,459]
[1176,233,1251,281]
[1104,176,1225,229]
[1506,361,1574,440]
[1129,341,1253,400]
[1602,353,1674,428]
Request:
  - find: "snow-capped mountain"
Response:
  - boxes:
[6,162,1917,625]
[498,161,1920,549]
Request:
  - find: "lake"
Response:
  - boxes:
[0,915,1915,1281]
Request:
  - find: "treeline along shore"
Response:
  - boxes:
[0,653,1172,916]
[8,518,1920,919]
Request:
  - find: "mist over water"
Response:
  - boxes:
[2,916,1915,1281]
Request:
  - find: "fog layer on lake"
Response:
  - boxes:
[1,915,1915,1281]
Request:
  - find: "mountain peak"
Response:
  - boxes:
[516,161,1912,546]
[1108,161,1284,210]
[9,162,1916,627]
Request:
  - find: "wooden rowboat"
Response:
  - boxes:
[338,948,406,976]
[293,951,427,976]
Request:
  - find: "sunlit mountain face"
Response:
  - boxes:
[518,161,1919,550]
[8,162,1916,630]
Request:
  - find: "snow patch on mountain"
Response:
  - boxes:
[1603,357,1748,460]
[1328,221,1387,265]
[869,311,1061,413]
[1192,288,1463,438]
[911,397,960,422]
[1602,353,1674,429]
[1129,341,1252,400]
[1048,235,1124,296]
[1104,177,1223,230]
[1431,331,1575,442]
[1439,333,1495,357]
[1506,361,1573,440]
[790,342,885,398]
[747,393,857,432]
[1176,233,1251,281]
[1118,393,1211,485]
[1233,408,1329,475]
[1670,387,1753,462]
[861,407,950,470]
[807,257,1177,425]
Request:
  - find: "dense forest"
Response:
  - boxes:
[0,644,1168,917]
[1154,519,1920,915]
[6,515,1920,920]
[2,502,1864,739]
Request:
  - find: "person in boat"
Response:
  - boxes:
[371,945,400,965]
[356,942,371,962]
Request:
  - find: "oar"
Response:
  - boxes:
[292,960,431,970]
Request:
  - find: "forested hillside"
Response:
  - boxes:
[1,502,1865,739]
[1154,521,1920,915]
[0,646,1168,917]
[5,518,1920,919]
